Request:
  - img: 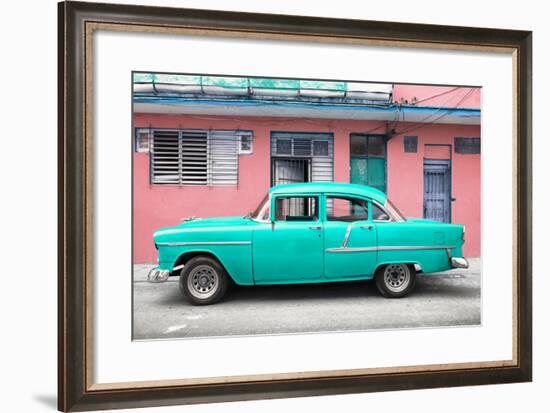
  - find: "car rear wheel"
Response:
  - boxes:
[375,263,416,298]
[179,256,229,305]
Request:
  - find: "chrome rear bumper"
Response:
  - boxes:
[450,257,469,269]
[147,268,170,283]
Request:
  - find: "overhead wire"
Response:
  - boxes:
[136,87,477,136]
[392,88,476,137]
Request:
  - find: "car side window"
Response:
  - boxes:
[326,196,369,222]
[372,202,390,221]
[275,197,318,221]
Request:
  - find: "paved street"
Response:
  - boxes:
[133,259,480,340]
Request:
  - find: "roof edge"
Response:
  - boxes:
[269,182,387,204]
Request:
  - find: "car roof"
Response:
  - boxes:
[269,182,387,204]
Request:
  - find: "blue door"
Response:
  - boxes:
[423,159,451,223]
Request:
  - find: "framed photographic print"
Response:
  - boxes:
[58,1,532,411]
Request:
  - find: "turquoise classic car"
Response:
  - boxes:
[147,182,468,305]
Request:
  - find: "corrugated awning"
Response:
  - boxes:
[132,73,479,125]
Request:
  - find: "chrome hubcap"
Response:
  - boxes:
[383,264,410,293]
[188,265,218,299]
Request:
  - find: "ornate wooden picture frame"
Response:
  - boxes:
[58,1,531,411]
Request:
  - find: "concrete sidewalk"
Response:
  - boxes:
[133,258,481,340]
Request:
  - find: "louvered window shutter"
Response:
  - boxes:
[179,131,208,185]
[151,130,180,184]
[150,129,244,185]
[208,131,239,185]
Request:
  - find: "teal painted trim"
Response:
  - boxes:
[300,80,347,91]
[249,78,300,90]
[201,76,248,88]
[135,73,348,91]
[133,72,155,82]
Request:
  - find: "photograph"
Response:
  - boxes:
[132,73,482,340]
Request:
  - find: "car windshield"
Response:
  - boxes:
[250,193,270,221]
[385,199,406,222]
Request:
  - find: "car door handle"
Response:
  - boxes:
[309,225,322,230]
[360,224,373,230]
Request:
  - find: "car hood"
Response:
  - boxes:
[153,216,254,243]
[176,216,252,228]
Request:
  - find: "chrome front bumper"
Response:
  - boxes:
[450,257,469,269]
[147,268,170,283]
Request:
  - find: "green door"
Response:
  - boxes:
[253,195,324,283]
[350,134,387,193]
[323,196,378,279]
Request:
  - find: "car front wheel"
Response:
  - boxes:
[375,263,416,298]
[179,256,229,305]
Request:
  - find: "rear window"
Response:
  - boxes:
[326,196,369,222]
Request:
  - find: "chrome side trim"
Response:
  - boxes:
[342,223,352,248]
[327,246,377,253]
[157,241,251,247]
[379,245,456,251]
[326,245,457,253]
[414,263,422,272]
[172,264,184,271]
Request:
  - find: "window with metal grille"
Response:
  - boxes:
[270,132,334,187]
[313,140,329,156]
[275,138,292,155]
[150,129,251,185]
[454,137,480,154]
[404,136,418,153]
[293,139,312,156]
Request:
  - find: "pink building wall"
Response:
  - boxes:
[387,124,481,258]
[392,85,481,108]
[134,114,480,263]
